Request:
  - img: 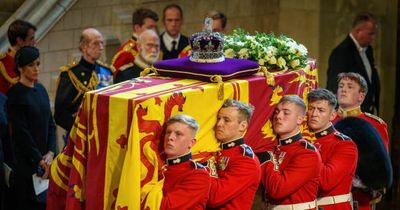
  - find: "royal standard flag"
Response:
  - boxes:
[47,65,318,210]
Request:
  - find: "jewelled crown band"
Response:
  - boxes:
[189,18,225,63]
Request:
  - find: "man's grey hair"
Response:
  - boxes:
[278,95,306,115]
[166,114,199,135]
[138,29,159,43]
[221,99,255,123]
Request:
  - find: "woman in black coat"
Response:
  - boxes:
[7,46,57,210]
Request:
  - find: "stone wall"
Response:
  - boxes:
[319,0,398,133]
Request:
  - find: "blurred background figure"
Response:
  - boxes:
[326,12,380,115]
[204,10,227,33]
[160,4,190,60]
[112,8,159,72]
[115,29,160,83]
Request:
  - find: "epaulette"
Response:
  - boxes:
[240,144,255,158]
[180,45,192,54]
[59,61,79,72]
[0,53,5,60]
[365,112,385,124]
[334,131,351,141]
[123,42,136,52]
[118,63,134,72]
[190,160,206,170]
[300,140,317,151]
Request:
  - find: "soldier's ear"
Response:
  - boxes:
[239,120,248,132]
[329,110,337,121]
[188,138,196,148]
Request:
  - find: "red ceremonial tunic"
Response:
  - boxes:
[333,107,389,210]
[161,153,210,210]
[314,125,358,210]
[111,35,138,74]
[207,138,261,210]
[261,132,321,210]
[0,48,18,93]
[334,106,389,151]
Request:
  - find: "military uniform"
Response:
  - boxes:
[0,48,18,93]
[111,35,138,73]
[114,56,149,83]
[314,125,358,210]
[207,138,261,210]
[259,132,321,210]
[160,33,190,60]
[161,153,210,210]
[334,106,389,151]
[54,58,113,132]
[334,107,389,210]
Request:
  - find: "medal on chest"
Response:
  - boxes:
[218,156,229,171]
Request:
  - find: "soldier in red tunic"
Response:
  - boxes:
[111,8,158,73]
[334,72,389,151]
[0,20,36,94]
[160,114,210,210]
[207,99,260,210]
[259,95,322,210]
[333,72,389,210]
[307,89,358,210]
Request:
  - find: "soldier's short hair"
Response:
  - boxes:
[206,10,227,29]
[278,95,306,115]
[7,19,36,46]
[337,72,368,94]
[132,8,159,27]
[163,4,183,21]
[352,12,376,28]
[221,99,254,123]
[307,88,337,109]
[166,114,199,136]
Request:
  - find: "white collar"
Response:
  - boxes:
[349,33,367,53]
[163,32,181,44]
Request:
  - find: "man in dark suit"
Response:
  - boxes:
[160,4,190,60]
[327,12,380,114]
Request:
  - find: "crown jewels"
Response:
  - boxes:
[189,17,224,63]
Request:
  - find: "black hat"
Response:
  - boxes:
[15,46,40,67]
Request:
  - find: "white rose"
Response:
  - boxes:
[277,57,286,68]
[288,47,296,54]
[224,48,236,58]
[290,59,300,69]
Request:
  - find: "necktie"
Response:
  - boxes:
[171,40,177,52]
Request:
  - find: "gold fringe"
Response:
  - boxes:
[259,66,275,86]
[67,71,99,103]
[210,75,224,100]
[140,67,158,77]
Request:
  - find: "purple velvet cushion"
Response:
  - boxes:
[153,57,259,81]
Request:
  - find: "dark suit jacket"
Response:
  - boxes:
[327,35,380,113]
[160,32,189,60]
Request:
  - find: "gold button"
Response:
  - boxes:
[81,72,85,76]
[83,81,87,85]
